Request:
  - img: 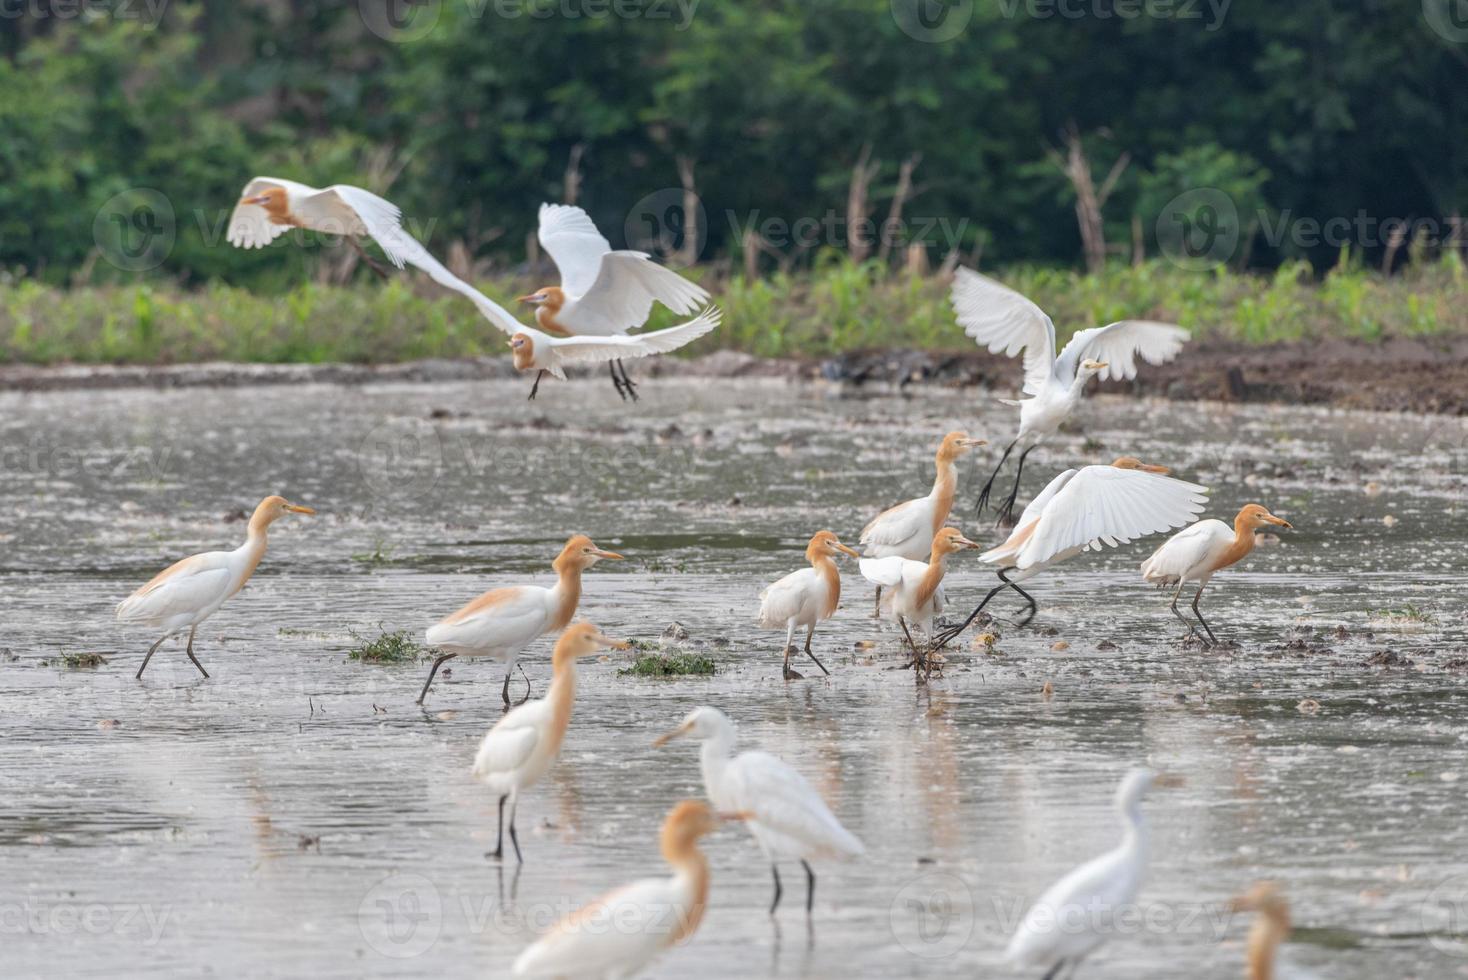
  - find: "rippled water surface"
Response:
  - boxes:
[2,378,1466,978]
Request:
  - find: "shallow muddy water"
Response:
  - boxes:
[2,377,1466,978]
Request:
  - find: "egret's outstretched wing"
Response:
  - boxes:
[1054,320,1189,386]
[537,203,612,297]
[326,184,526,336]
[545,307,721,365]
[226,177,302,250]
[559,252,710,335]
[951,268,1057,396]
[1016,467,1208,569]
[980,469,1078,564]
[726,751,864,859]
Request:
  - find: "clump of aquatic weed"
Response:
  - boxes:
[1369,603,1438,626]
[619,652,717,677]
[50,652,108,669]
[347,627,426,664]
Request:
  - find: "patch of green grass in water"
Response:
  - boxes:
[347,627,426,664]
[618,652,717,677]
[54,652,108,669]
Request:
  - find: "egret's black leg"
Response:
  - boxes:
[1167,582,1201,641]
[135,634,170,680]
[998,568,1039,627]
[769,864,783,915]
[930,579,1006,652]
[516,662,532,704]
[417,652,457,704]
[803,626,829,676]
[183,625,209,678]
[975,439,1016,515]
[349,237,392,279]
[616,359,639,401]
[608,361,628,401]
[996,445,1033,527]
[508,805,523,864]
[528,370,546,400]
[1190,584,1219,645]
[802,860,816,914]
[872,586,882,618]
[489,794,507,860]
[1041,959,1068,980]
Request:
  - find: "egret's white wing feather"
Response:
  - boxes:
[559,251,711,335]
[1140,519,1232,584]
[115,552,233,625]
[1016,467,1208,569]
[225,177,304,250]
[1054,320,1189,386]
[951,268,1057,396]
[512,878,677,978]
[858,556,908,589]
[859,498,931,553]
[545,306,721,365]
[726,751,864,859]
[537,203,612,297]
[757,568,818,627]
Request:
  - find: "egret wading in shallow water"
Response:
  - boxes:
[859,431,986,616]
[422,535,623,705]
[930,458,1208,648]
[756,530,861,680]
[859,527,981,680]
[519,203,711,400]
[950,269,1189,525]
[654,706,864,916]
[1140,504,1292,646]
[474,623,628,865]
[1007,768,1181,980]
[116,495,314,679]
[512,799,745,977]
[507,306,722,400]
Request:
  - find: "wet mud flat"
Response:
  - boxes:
[3,332,1468,415]
[1,378,1466,978]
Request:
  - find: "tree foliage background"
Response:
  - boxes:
[2,0,1465,288]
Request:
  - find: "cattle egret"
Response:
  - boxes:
[951,269,1189,525]
[520,203,711,399]
[474,623,628,864]
[756,530,861,680]
[1140,504,1292,645]
[116,495,314,679]
[860,527,980,679]
[654,706,864,915]
[422,535,623,705]
[931,458,1208,647]
[512,799,744,977]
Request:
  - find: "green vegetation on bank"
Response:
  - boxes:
[1,256,1464,367]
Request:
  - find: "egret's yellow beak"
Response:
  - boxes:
[285,504,316,515]
[652,721,694,748]
[1265,515,1292,529]
[956,536,981,549]
[516,293,547,305]
[1153,772,1186,788]
[593,548,625,560]
[960,438,989,449]
[241,195,270,206]
[719,811,754,823]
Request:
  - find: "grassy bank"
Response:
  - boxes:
[2,257,1464,366]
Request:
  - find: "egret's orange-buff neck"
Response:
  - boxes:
[547,535,624,632]
[1111,456,1171,474]
[805,531,858,619]
[516,287,570,335]
[510,333,535,372]
[1211,504,1292,575]
[658,800,720,946]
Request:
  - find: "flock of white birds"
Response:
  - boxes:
[105,178,1301,978]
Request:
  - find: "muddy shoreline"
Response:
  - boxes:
[2,335,1465,414]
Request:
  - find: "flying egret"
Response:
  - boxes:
[930,458,1209,647]
[116,495,314,679]
[508,306,722,400]
[422,535,624,706]
[653,706,864,916]
[1006,768,1180,979]
[951,269,1189,525]
[860,431,987,616]
[512,799,744,977]
[756,530,861,680]
[474,623,629,864]
[1230,882,1308,980]
[860,527,980,679]
[519,203,711,399]
[1140,504,1292,646]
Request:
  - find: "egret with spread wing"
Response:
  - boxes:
[931,457,1208,648]
[860,527,980,680]
[951,269,1189,525]
[519,203,711,399]
[116,495,315,679]
[654,706,864,917]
